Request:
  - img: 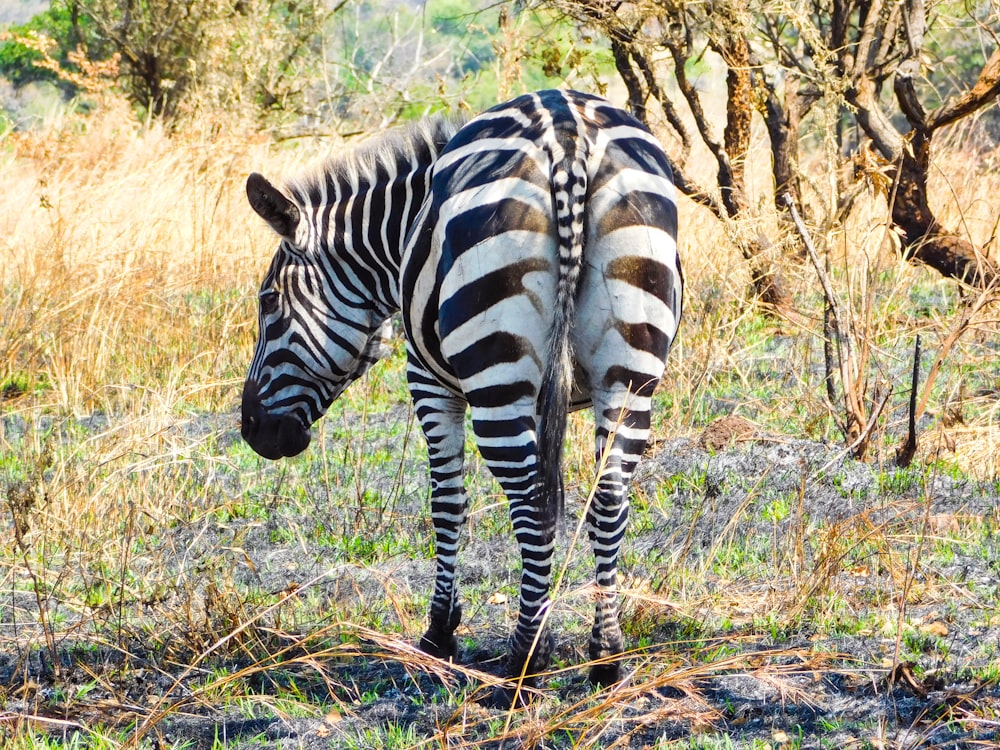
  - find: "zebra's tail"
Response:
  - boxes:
[537,132,589,528]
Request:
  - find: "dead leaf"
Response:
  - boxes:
[919,621,949,637]
[928,514,960,534]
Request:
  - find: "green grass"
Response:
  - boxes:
[0,731,193,750]
[341,721,421,750]
[2,90,999,749]
[4,377,997,744]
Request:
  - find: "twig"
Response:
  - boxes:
[781,194,849,358]
[844,386,893,460]
[915,281,999,421]
[895,335,921,467]
[822,252,842,429]
[782,193,868,454]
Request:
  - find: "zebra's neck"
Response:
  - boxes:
[285,117,462,317]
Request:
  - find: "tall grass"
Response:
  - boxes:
[1,92,998,748]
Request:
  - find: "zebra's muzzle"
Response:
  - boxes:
[241,385,311,460]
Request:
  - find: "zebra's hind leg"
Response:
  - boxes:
[586,392,653,687]
[472,410,556,708]
[409,366,470,662]
[497,504,556,707]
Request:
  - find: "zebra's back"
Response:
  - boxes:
[402,89,682,409]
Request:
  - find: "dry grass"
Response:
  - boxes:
[2,107,272,407]
[1,93,998,748]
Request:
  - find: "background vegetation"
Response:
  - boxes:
[1,0,998,747]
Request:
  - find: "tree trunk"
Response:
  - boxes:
[718,32,792,311]
[892,134,997,286]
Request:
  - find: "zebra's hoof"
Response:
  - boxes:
[486,681,536,710]
[418,603,463,661]
[418,631,458,661]
[588,661,622,688]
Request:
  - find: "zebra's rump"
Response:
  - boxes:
[401,88,682,405]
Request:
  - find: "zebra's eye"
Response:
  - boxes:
[259,289,280,315]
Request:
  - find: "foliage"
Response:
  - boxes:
[320,0,610,129]
[0,0,615,130]
[78,0,331,122]
[0,1,94,95]
[924,1,998,93]
[1,0,331,124]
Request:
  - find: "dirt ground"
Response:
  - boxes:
[2,423,999,748]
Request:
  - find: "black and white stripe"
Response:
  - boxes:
[242,89,682,704]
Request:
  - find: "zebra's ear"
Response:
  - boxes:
[247,172,301,240]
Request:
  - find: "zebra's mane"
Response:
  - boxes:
[285,115,466,205]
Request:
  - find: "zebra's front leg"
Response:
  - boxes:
[586,397,652,687]
[409,368,469,661]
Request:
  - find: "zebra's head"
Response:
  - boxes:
[241,172,391,460]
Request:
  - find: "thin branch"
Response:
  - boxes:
[610,38,648,124]
[663,38,728,174]
[608,35,720,214]
[895,335,921,467]
[782,194,851,361]
[783,193,869,451]
[926,47,1000,133]
[845,386,893,459]
[823,254,840,420]
[632,47,693,167]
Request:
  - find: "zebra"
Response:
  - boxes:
[241,89,682,705]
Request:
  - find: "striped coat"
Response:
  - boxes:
[242,89,682,705]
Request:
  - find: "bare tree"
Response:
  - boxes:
[550,0,792,309]
[535,0,999,290]
[765,0,1000,286]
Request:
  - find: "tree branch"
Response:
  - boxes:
[894,60,928,132]
[848,73,904,160]
[664,35,745,217]
[926,47,1000,133]
[610,38,648,125]
[632,47,693,167]
[850,0,886,80]
[606,32,720,214]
